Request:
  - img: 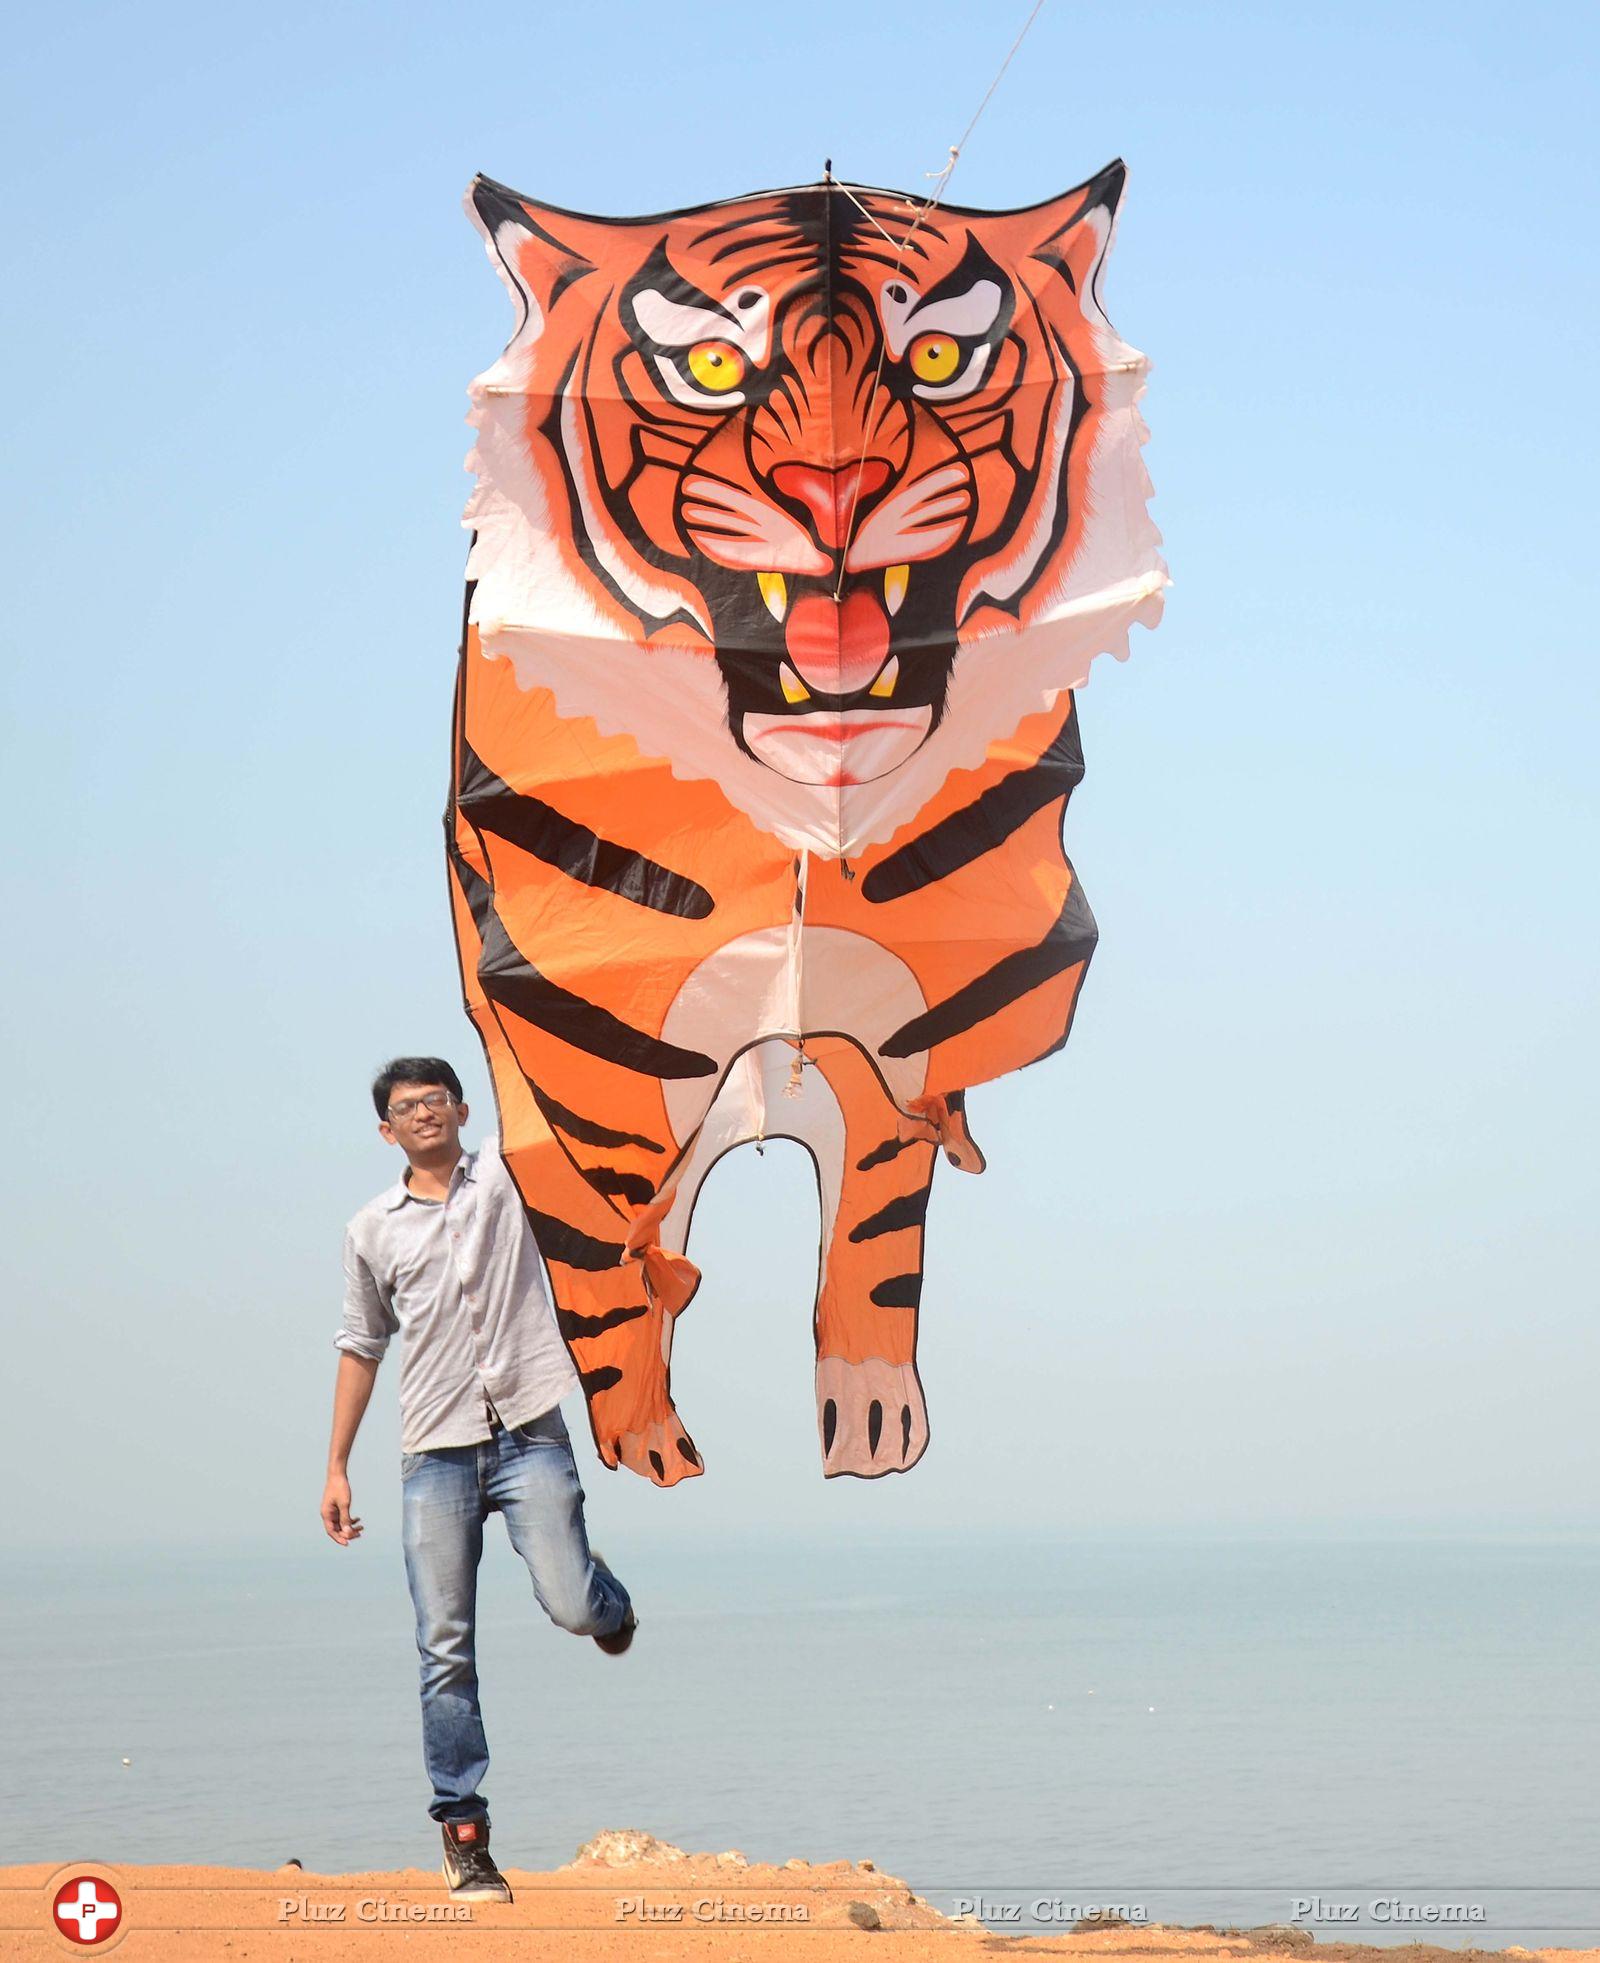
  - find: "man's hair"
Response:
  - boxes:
[372,1057,465,1119]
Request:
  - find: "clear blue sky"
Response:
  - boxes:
[2,0,1595,1553]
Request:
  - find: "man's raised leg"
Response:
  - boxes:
[491,1409,634,1645]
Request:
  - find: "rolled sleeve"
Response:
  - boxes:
[335,1230,398,1362]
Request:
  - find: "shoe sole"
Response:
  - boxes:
[442,1862,513,1903]
[590,1550,636,1655]
[593,1611,637,1656]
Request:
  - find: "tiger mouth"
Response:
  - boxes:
[723,563,950,787]
[744,564,927,706]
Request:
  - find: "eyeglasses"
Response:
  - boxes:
[386,1090,457,1121]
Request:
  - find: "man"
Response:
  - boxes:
[321,1056,635,1904]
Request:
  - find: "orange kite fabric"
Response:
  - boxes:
[447,165,1167,1484]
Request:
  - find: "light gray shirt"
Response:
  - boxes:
[337,1137,579,1451]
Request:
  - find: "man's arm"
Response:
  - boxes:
[322,1351,379,1545]
[322,1229,397,1547]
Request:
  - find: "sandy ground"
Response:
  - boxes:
[5,1834,1593,1962]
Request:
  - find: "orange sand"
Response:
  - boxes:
[5,1836,1592,1962]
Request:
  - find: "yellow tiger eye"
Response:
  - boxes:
[686,341,746,393]
[908,333,962,385]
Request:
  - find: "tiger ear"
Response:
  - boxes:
[1018,159,1127,312]
[466,176,601,346]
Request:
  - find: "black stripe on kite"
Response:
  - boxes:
[581,1165,657,1208]
[580,1365,624,1396]
[451,846,716,1081]
[870,1273,922,1308]
[878,877,1099,1059]
[855,1135,915,1172]
[557,1303,650,1341]
[459,742,713,920]
[482,947,718,1080]
[532,1087,666,1154]
[861,704,1085,904]
[849,1187,932,1244]
[524,1207,627,1272]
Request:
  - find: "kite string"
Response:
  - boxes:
[831,179,901,249]
[947,0,1048,162]
[831,0,1050,602]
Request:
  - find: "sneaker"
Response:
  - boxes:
[441,1818,513,1902]
[589,1549,638,1656]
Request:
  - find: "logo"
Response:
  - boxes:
[52,1875,123,1946]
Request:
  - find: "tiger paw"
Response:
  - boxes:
[902,1092,985,1174]
[816,1356,929,1477]
[601,1413,704,1486]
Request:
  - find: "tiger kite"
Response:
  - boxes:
[446,163,1167,1485]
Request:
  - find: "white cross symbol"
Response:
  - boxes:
[56,1879,120,1940]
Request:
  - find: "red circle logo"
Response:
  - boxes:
[51,1875,123,1946]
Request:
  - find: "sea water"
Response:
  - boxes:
[3,1535,1596,1946]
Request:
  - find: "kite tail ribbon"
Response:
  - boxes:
[621,1188,701,1314]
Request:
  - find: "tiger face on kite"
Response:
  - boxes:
[449,166,1166,1485]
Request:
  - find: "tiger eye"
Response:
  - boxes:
[908,334,962,385]
[686,341,746,393]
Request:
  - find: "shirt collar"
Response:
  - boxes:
[383,1146,479,1210]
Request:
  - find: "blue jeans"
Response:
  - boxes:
[400,1405,630,1823]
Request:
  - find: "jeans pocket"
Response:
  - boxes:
[516,1408,570,1447]
[400,1450,426,1481]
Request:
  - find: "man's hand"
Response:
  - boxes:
[321,1473,363,1546]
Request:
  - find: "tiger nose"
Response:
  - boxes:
[770,460,891,551]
